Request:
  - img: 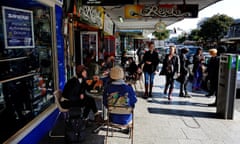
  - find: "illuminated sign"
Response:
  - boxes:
[125,4,198,18]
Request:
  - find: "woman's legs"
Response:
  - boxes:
[144,72,150,98]
[83,97,99,119]
[168,75,174,100]
[164,75,169,94]
[148,73,155,97]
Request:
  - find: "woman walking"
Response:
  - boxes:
[160,45,180,100]
[141,42,159,99]
[192,48,204,91]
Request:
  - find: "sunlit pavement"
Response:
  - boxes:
[40,72,240,144]
[102,72,240,144]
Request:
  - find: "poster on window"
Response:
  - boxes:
[2,6,35,49]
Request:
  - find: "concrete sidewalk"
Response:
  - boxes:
[101,74,240,144]
[41,74,240,144]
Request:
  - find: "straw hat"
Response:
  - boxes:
[208,48,218,55]
[110,66,124,80]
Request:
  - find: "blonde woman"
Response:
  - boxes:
[160,45,180,100]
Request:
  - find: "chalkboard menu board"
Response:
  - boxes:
[2,6,35,49]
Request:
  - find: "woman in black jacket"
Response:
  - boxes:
[60,65,102,122]
[160,45,180,100]
[141,42,160,98]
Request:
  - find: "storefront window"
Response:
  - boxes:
[0,5,54,142]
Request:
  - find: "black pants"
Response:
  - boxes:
[179,74,189,95]
[165,73,174,90]
[209,78,218,96]
[61,96,98,118]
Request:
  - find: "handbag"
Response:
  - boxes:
[159,69,166,75]
[173,72,180,79]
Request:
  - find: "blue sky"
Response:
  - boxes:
[167,0,240,33]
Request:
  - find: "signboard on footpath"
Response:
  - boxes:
[2,6,35,48]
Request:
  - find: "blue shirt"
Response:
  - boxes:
[103,80,137,125]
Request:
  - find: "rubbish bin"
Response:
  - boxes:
[217,53,239,119]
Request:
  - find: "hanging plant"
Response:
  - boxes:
[152,30,170,40]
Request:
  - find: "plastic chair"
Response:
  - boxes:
[105,106,134,144]
[49,90,69,138]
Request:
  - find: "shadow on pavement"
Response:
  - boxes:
[149,98,209,107]
[147,107,218,119]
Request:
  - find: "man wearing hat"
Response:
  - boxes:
[178,48,191,98]
[206,48,219,106]
[60,64,103,122]
[103,66,137,128]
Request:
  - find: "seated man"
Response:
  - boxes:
[103,66,137,125]
[60,64,102,123]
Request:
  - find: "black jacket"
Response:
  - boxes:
[161,54,180,75]
[142,50,159,73]
[207,56,219,80]
[179,53,189,75]
[61,77,87,109]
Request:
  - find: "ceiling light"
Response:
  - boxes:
[118,16,124,23]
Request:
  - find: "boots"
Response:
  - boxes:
[179,92,184,97]
[168,89,173,100]
[149,84,153,97]
[143,84,148,99]
[184,91,192,98]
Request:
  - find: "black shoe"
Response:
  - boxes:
[121,128,130,134]
[179,93,185,97]
[148,93,152,97]
[143,93,148,99]
[208,103,216,107]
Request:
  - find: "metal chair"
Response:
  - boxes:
[105,106,134,144]
[49,90,69,138]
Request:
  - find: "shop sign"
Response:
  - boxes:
[82,0,134,6]
[2,6,35,49]
[78,6,103,29]
[125,4,198,19]
[104,14,113,35]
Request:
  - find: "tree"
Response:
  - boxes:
[188,29,201,41]
[199,14,234,46]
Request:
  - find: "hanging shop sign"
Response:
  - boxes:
[78,6,103,29]
[2,6,35,49]
[104,14,114,35]
[125,4,198,19]
[82,0,134,6]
